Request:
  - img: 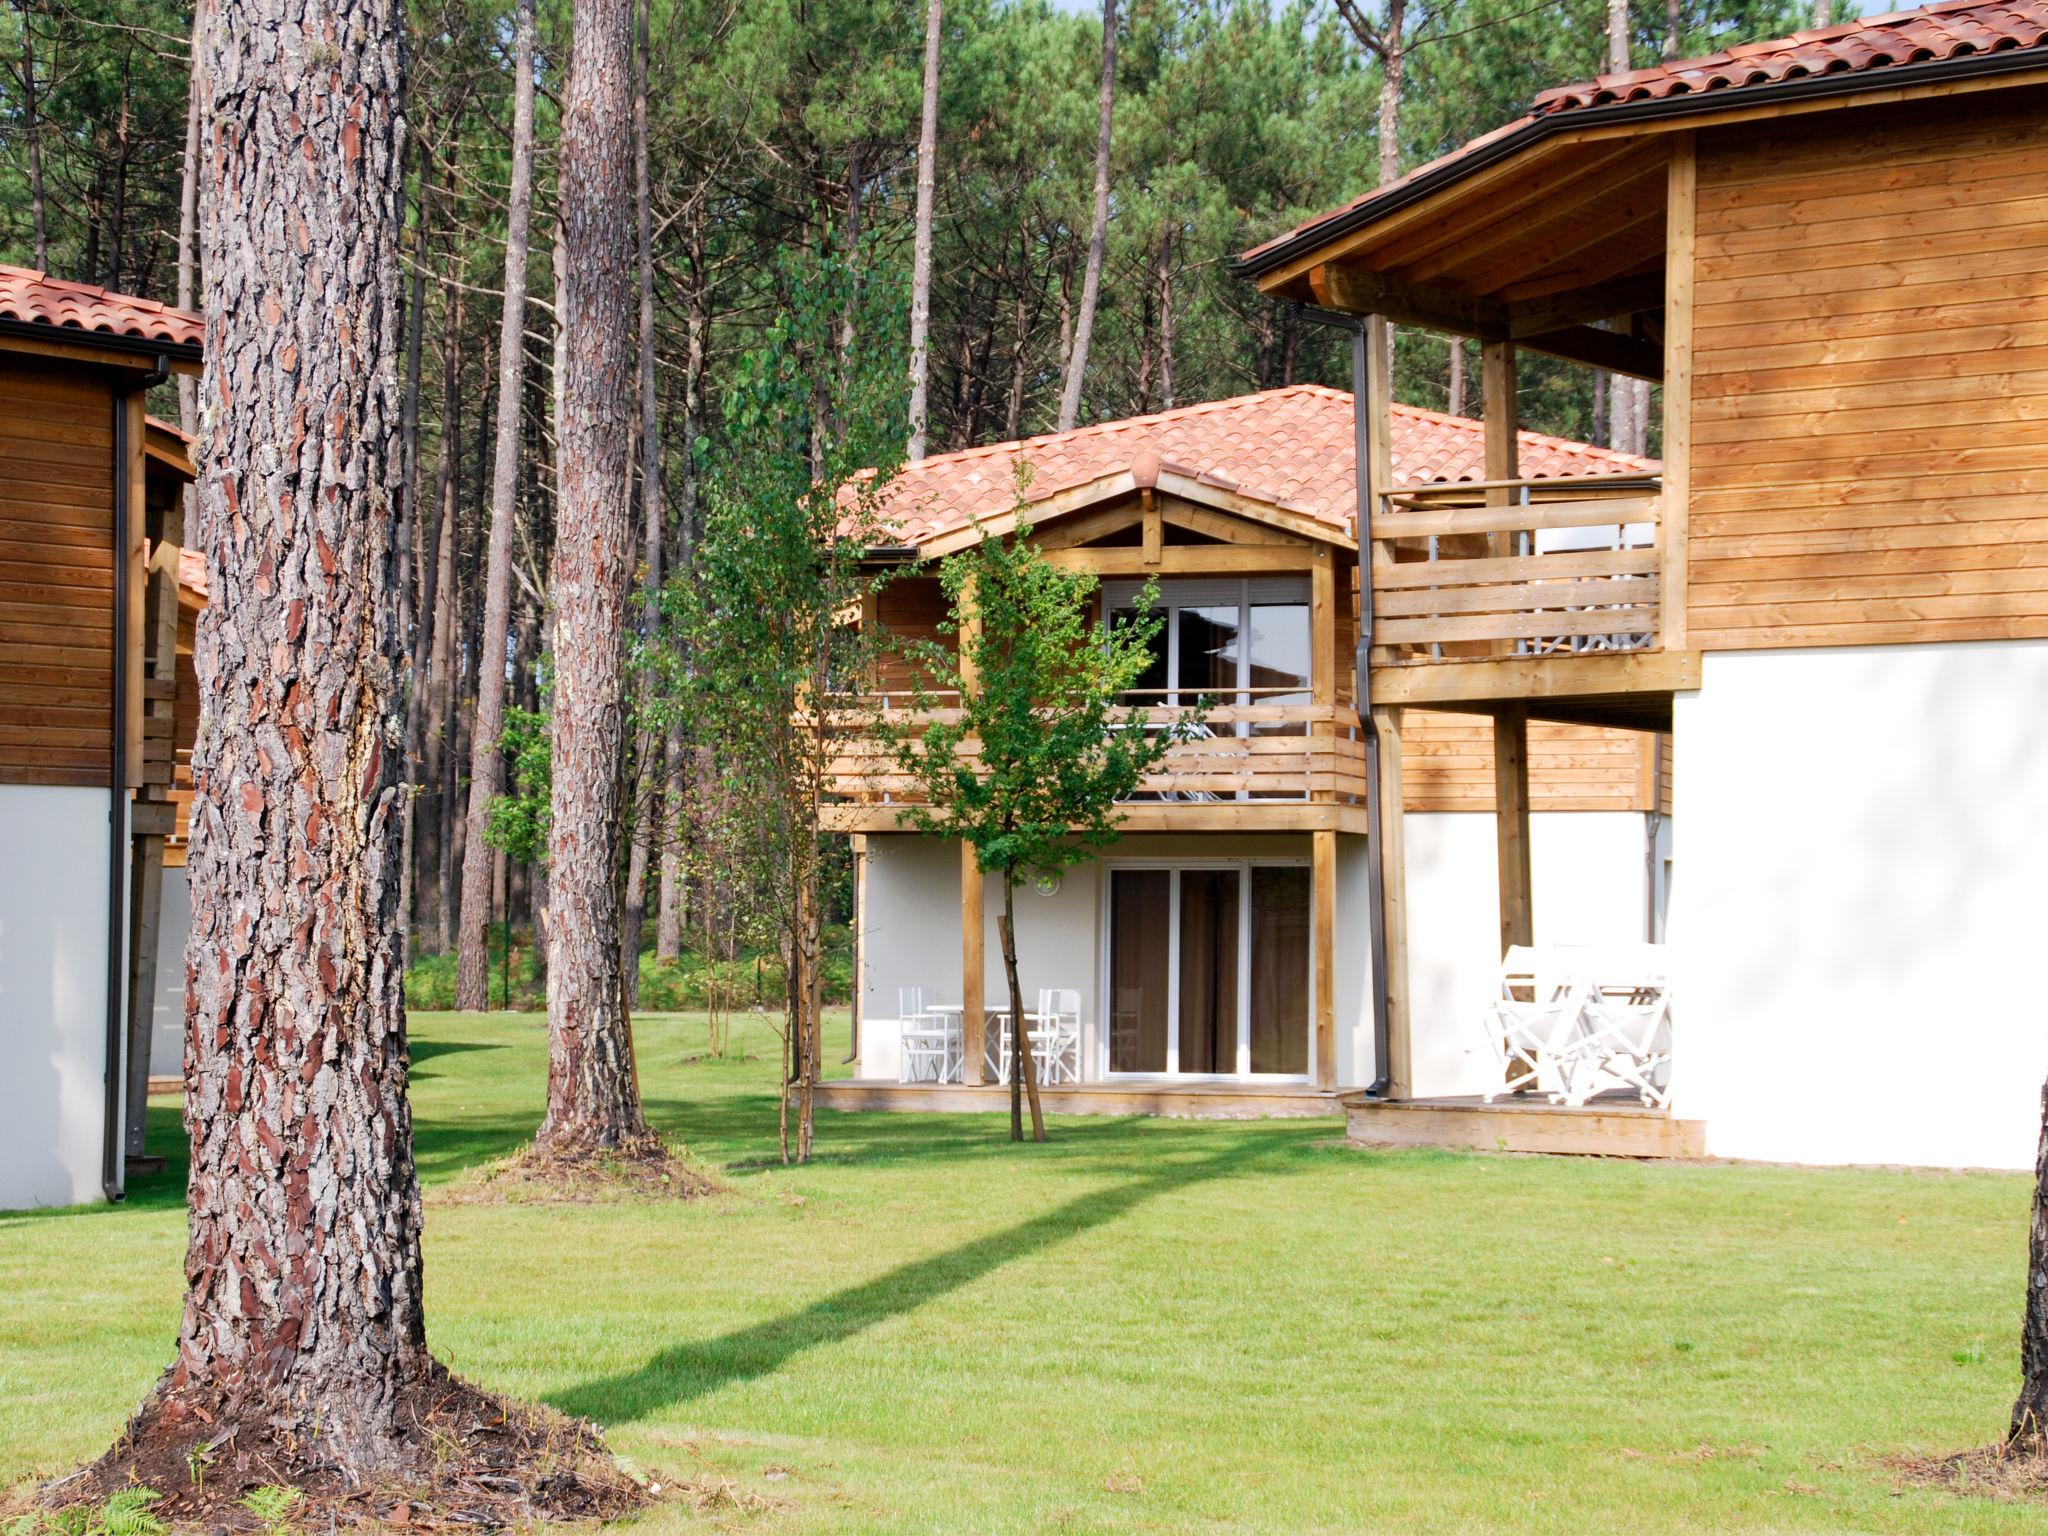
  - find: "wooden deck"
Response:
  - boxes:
[1342,1093,1706,1158]
[815,1078,1346,1121]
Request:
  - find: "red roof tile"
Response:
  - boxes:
[1240,0,2048,273]
[871,385,1655,548]
[1537,0,2048,111]
[0,264,203,349]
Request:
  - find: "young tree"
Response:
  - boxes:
[1056,0,1117,433]
[675,242,903,1163]
[541,0,651,1156]
[456,0,538,1011]
[887,512,1182,1143]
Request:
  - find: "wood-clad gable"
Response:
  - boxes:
[0,358,118,786]
[1687,90,2048,650]
[1400,710,1670,814]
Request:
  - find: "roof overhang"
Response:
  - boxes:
[1238,46,2048,304]
[905,460,1355,562]
[0,316,203,375]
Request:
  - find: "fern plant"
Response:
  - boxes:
[238,1486,301,1536]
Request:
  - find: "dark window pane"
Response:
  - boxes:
[1250,866,1311,1074]
[1109,869,1171,1073]
[1110,606,1170,698]
[1177,605,1242,701]
[1177,870,1240,1074]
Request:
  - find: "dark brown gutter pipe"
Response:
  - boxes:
[103,353,171,1202]
[1295,304,1392,1097]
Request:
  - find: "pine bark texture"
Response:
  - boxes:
[2013,1077,2048,1446]
[1056,0,1116,434]
[455,0,537,1011]
[541,0,648,1155]
[906,0,941,461]
[164,0,425,1468]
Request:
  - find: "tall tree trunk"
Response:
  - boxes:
[419,278,463,952]
[998,875,1046,1143]
[109,66,132,290]
[115,0,427,1467]
[2013,1078,2048,1447]
[654,722,685,960]
[906,0,942,461]
[1603,0,1649,456]
[1447,337,1466,418]
[20,0,47,271]
[541,0,649,1156]
[1155,221,1174,411]
[620,0,663,996]
[1056,0,1116,433]
[1813,0,1829,27]
[455,0,537,1011]
[1663,0,1682,58]
[175,2,203,435]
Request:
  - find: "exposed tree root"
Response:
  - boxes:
[46,1363,649,1532]
[1890,1441,2048,1503]
[438,1132,717,1206]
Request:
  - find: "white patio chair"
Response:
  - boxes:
[1033,989,1082,1085]
[1569,959,1672,1108]
[1475,946,1590,1104]
[898,987,951,1084]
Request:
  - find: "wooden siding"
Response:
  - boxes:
[1689,95,2048,651]
[0,360,114,787]
[872,573,954,695]
[1399,710,1669,813]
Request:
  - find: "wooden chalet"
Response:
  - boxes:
[820,387,1673,1124]
[1235,0,2048,1166]
[0,265,203,1208]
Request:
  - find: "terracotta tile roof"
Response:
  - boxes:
[0,264,203,348]
[179,546,207,600]
[1239,0,2048,273]
[870,385,1655,548]
[1537,0,2048,112]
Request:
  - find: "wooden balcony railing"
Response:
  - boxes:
[1369,475,1662,665]
[821,696,1368,809]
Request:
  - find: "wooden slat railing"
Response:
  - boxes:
[819,699,1368,807]
[1369,475,1662,663]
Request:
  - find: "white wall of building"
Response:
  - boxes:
[1671,642,2048,1170]
[149,865,191,1077]
[1399,810,1655,1098]
[0,785,115,1209]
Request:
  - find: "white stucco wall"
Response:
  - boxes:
[1400,810,1656,1098]
[149,865,191,1077]
[1671,642,2048,1170]
[0,785,116,1209]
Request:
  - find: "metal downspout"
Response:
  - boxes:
[102,354,170,1202]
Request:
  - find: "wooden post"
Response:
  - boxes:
[1312,828,1337,1089]
[1372,706,1411,1100]
[961,840,985,1085]
[1480,340,1520,658]
[1661,134,1696,653]
[1140,487,1162,566]
[1310,543,1337,802]
[1493,702,1533,960]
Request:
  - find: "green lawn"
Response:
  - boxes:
[1,1009,2037,1534]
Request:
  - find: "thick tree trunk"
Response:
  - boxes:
[125,0,426,1468]
[455,0,537,1011]
[2013,1077,2048,1447]
[174,2,202,435]
[540,0,648,1157]
[1447,336,1466,418]
[998,877,1046,1143]
[1056,0,1116,433]
[906,0,942,461]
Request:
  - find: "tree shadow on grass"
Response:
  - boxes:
[549,1128,1305,1427]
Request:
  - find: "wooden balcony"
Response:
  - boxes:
[1366,474,1699,723]
[820,696,1372,834]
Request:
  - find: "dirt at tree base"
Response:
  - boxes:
[1890,1442,2048,1502]
[46,1364,650,1533]
[436,1132,718,1206]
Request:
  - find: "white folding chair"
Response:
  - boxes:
[1033,989,1082,1085]
[1570,957,1672,1108]
[898,987,950,1084]
[1475,946,1589,1103]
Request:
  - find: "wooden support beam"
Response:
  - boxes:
[1313,829,1337,1090]
[961,840,985,1086]
[1519,324,1662,383]
[1043,546,1322,576]
[122,831,165,1159]
[1493,703,1533,960]
[1141,488,1162,565]
[1310,547,1336,710]
[1373,707,1411,1100]
[1506,272,1665,338]
[1311,262,1507,339]
[1661,134,1696,653]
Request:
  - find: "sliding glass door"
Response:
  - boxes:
[1105,861,1311,1079]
